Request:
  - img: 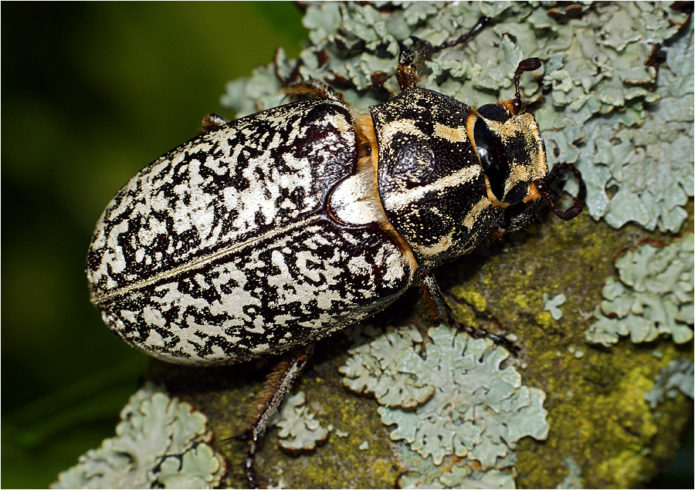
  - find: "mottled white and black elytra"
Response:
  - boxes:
[87,99,414,365]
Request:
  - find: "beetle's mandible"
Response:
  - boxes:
[86,24,584,486]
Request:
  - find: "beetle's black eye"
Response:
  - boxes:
[505,182,527,206]
[478,104,511,123]
[473,119,507,201]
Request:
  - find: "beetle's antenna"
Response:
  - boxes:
[534,163,585,220]
[512,58,542,114]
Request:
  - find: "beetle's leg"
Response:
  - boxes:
[422,275,520,355]
[273,46,342,102]
[395,41,424,91]
[284,79,343,102]
[434,15,491,51]
[396,15,491,92]
[232,345,314,488]
[273,46,302,86]
[200,113,229,133]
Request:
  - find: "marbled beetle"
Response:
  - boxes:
[86,18,584,486]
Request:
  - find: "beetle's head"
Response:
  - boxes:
[472,103,547,211]
[471,57,584,230]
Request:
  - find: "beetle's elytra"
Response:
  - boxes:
[86,57,580,367]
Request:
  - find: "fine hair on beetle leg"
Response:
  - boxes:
[227,345,314,488]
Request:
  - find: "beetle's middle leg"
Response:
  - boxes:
[396,15,491,91]
[231,344,314,488]
[421,274,520,355]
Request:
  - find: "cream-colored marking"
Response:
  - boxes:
[328,158,384,226]
[507,163,532,188]
[330,112,352,135]
[433,123,469,143]
[415,234,453,258]
[463,197,492,229]
[91,215,321,304]
[382,165,482,211]
[379,118,427,142]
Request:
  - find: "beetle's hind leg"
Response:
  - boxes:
[200,113,229,133]
[229,345,314,488]
[422,275,520,355]
[284,79,343,102]
[273,46,342,102]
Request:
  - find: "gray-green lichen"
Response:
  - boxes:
[339,324,549,488]
[585,233,694,346]
[644,357,695,408]
[52,383,226,489]
[272,390,329,452]
[556,457,584,489]
[220,1,693,235]
[339,324,433,408]
[543,293,566,320]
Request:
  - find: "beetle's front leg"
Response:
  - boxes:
[422,274,520,355]
[232,345,314,488]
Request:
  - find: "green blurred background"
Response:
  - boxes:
[2,3,306,487]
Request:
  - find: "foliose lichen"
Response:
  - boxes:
[585,233,694,347]
[339,324,434,408]
[339,324,549,487]
[396,444,516,489]
[272,390,329,452]
[543,293,566,320]
[644,357,695,409]
[52,383,226,489]
[556,456,584,489]
[220,2,693,234]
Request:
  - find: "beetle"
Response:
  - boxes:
[86,19,584,486]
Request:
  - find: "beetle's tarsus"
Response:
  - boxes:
[421,275,521,355]
[396,15,491,92]
[512,57,542,114]
[273,46,302,86]
[434,15,491,51]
